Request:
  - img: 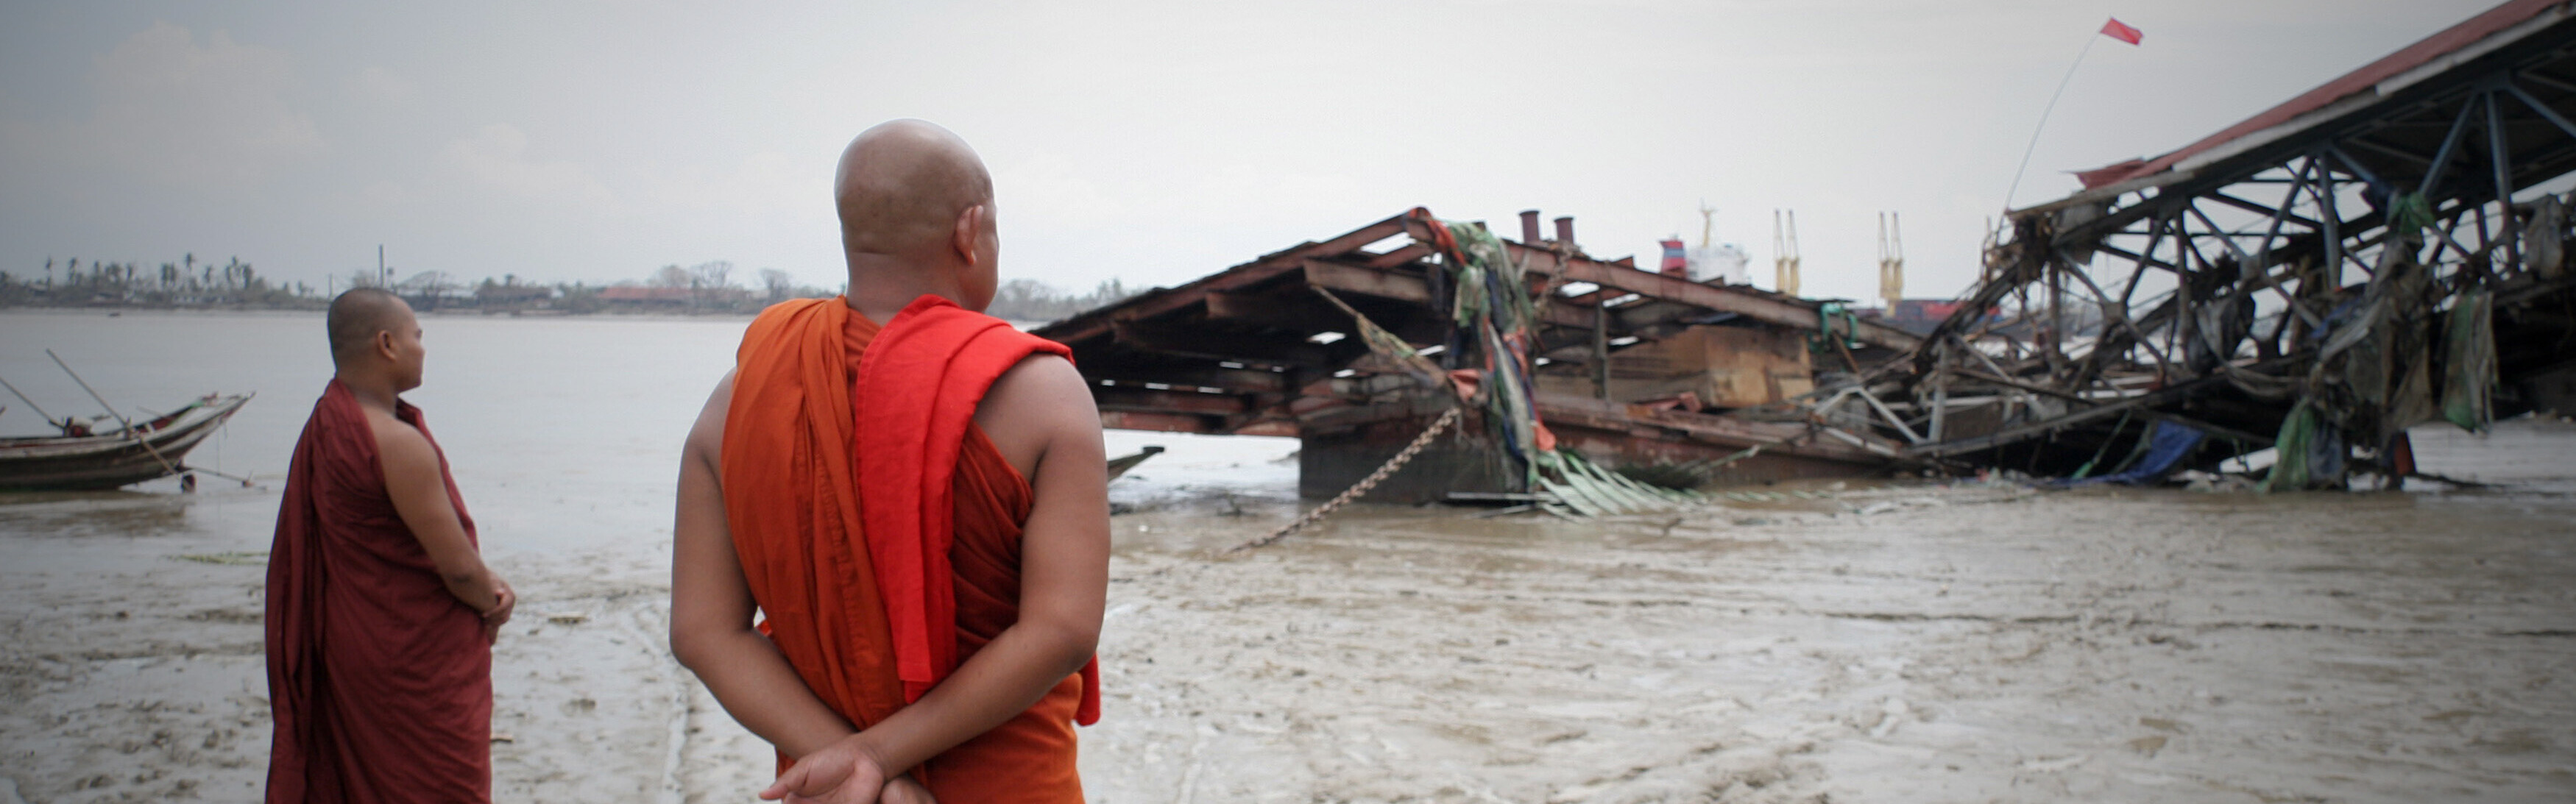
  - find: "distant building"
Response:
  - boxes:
[475,282,556,310]
[596,285,695,306]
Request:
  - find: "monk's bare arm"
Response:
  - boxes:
[374,415,512,629]
[668,372,867,757]
[823,355,1110,778]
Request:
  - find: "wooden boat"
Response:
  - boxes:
[0,394,252,491]
[1105,445,1164,480]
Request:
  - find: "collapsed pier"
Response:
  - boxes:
[1819,0,2576,488]
[1032,210,1918,502]
[1041,0,2576,499]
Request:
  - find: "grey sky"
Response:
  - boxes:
[0,1,2495,304]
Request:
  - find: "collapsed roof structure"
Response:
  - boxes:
[1038,0,2576,500]
[1032,210,1918,502]
[1839,0,2576,486]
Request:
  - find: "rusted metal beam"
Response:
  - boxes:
[1532,393,1891,464]
[1091,385,1253,416]
[1300,259,1430,304]
[2204,191,2324,230]
[1036,216,1412,348]
[1111,320,1337,366]
[1301,258,1598,330]
[1365,243,1434,268]
[1094,365,1290,394]
[1205,289,1340,330]
[1100,410,1219,433]
[1301,216,1412,258]
[1470,237,1920,351]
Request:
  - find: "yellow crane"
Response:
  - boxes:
[1772,209,1800,297]
[1878,211,1904,312]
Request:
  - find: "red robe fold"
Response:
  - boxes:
[266,379,492,804]
[723,296,1097,803]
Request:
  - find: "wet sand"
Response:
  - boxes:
[4,419,2573,803]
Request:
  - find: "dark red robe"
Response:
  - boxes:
[266,379,492,804]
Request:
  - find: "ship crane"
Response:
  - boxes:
[1772,209,1801,296]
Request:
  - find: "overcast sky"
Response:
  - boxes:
[0,0,2497,304]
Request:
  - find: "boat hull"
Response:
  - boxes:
[0,395,251,491]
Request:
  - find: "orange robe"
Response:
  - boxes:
[721,296,1094,802]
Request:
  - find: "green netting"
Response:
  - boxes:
[1420,215,1702,513]
[2258,399,2318,493]
[2441,289,2494,433]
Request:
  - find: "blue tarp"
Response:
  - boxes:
[2057,421,2207,487]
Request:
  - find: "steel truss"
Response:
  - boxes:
[1865,6,2576,481]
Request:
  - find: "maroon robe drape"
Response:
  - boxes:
[266,379,492,804]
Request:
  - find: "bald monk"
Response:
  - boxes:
[266,288,517,804]
[671,119,1109,804]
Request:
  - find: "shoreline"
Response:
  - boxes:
[8,467,2575,802]
[0,305,768,322]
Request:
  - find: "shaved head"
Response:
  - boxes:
[328,288,414,366]
[835,119,994,258]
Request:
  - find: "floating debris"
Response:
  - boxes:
[172,552,266,566]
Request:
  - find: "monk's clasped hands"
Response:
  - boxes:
[760,735,935,804]
[478,582,516,645]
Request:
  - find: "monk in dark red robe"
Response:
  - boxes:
[671,120,1109,804]
[267,288,517,804]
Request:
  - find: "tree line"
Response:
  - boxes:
[0,255,312,308]
[4,255,1139,323]
[983,278,1139,322]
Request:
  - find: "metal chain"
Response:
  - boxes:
[1225,406,1462,554]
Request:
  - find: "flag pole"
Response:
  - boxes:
[2003,32,2104,212]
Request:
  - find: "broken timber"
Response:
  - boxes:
[1031,210,1918,501]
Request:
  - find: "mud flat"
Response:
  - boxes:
[3,419,2573,803]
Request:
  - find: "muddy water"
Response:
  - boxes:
[2,310,2572,803]
[1083,460,2576,803]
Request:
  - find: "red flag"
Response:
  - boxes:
[2100,17,2143,46]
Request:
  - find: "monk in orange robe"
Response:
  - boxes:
[670,120,1109,804]
[266,288,517,803]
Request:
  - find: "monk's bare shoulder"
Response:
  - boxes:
[685,371,737,472]
[974,355,1099,477]
[365,408,440,476]
[366,406,470,541]
[980,355,1097,427]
